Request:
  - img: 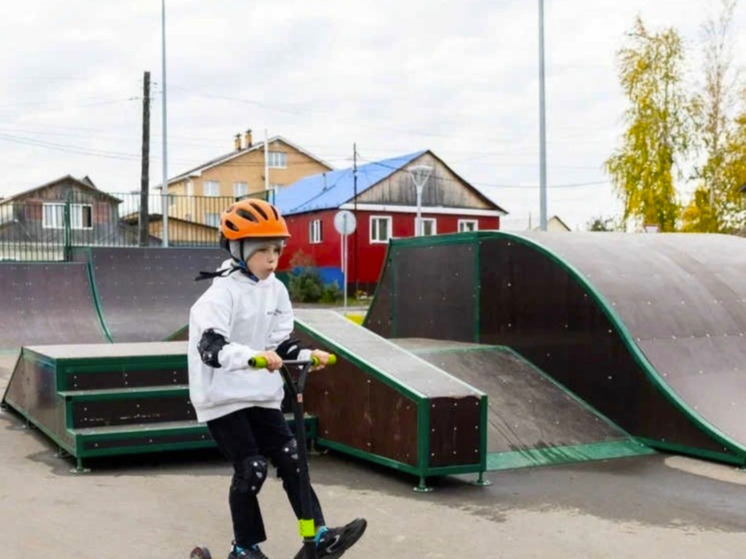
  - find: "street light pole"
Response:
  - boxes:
[538,0,548,231]
[408,165,433,237]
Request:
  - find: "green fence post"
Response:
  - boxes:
[64,191,72,261]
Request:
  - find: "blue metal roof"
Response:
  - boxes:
[275,150,426,215]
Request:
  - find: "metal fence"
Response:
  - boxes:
[0,189,272,261]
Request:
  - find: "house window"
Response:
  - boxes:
[205,212,220,228]
[268,151,287,168]
[458,219,478,232]
[370,216,392,243]
[203,181,220,197]
[233,182,248,198]
[43,203,65,229]
[417,217,436,236]
[71,204,93,229]
[309,219,322,244]
[42,203,92,230]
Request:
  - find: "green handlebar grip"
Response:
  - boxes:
[248,354,337,368]
[248,356,268,368]
[310,354,338,366]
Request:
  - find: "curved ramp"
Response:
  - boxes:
[366,231,746,465]
[0,262,107,350]
[71,247,224,342]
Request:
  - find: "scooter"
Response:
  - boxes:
[190,354,336,559]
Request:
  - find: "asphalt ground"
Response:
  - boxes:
[2,354,746,559]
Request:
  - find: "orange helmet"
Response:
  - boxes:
[220,199,290,240]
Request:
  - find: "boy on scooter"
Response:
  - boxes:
[188,199,367,559]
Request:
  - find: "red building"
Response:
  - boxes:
[275,150,506,293]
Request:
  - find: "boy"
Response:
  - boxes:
[188,199,366,559]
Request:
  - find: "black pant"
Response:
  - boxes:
[207,407,326,548]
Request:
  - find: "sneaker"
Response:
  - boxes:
[229,544,270,559]
[293,518,367,559]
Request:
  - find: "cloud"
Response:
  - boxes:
[0,0,744,230]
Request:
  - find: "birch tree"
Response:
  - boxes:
[682,0,741,232]
[605,17,692,231]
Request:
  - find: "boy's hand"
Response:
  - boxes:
[310,349,331,371]
[255,350,282,372]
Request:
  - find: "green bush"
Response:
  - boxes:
[288,268,343,303]
[288,268,324,302]
[320,281,342,303]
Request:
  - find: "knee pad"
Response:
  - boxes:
[231,455,268,495]
[274,438,300,478]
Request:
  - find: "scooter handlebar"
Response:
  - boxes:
[248,354,337,369]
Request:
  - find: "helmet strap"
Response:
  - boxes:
[229,240,259,282]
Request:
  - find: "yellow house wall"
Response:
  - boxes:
[148,220,218,244]
[167,139,330,224]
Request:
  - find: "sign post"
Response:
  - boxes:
[334,210,357,310]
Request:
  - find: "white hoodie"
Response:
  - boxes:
[188,259,310,423]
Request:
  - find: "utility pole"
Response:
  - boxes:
[264,129,270,198]
[538,0,548,231]
[161,0,169,246]
[352,143,358,295]
[139,71,151,247]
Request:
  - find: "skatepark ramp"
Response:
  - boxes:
[393,339,651,470]
[1,341,316,471]
[2,311,487,487]
[0,262,108,350]
[0,247,224,351]
[71,247,224,342]
[293,309,488,490]
[365,231,746,466]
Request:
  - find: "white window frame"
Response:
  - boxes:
[42,203,93,230]
[43,203,65,229]
[70,204,93,230]
[370,215,392,243]
[233,181,248,199]
[417,217,437,236]
[205,212,221,228]
[309,219,322,244]
[458,219,478,232]
[267,151,287,169]
[203,180,220,197]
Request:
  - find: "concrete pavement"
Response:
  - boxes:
[3,354,746,559]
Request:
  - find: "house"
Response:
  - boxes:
[0,175,137,259]
[501,214,572,232]
[534,215,571,232]
[119,213,219,246]
[274,150,507,292]
[162,130,333,228]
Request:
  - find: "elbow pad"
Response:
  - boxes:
[198,328,228,368]
[276,338,306,361]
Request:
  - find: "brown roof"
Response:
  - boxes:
[0,175,121,205]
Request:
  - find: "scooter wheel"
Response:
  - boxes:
[189,546,212,559]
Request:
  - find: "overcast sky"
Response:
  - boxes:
[2,0,745,230]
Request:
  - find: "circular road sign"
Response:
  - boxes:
[334,210,357,235]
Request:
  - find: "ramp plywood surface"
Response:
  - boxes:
[294,309,482,398]
[393,339,627,454]
[72,247,224,342]
[0,262,107,350]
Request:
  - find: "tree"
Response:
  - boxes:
[682,0,741,232]
[605,17,692,231]
[586,216,618,231]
